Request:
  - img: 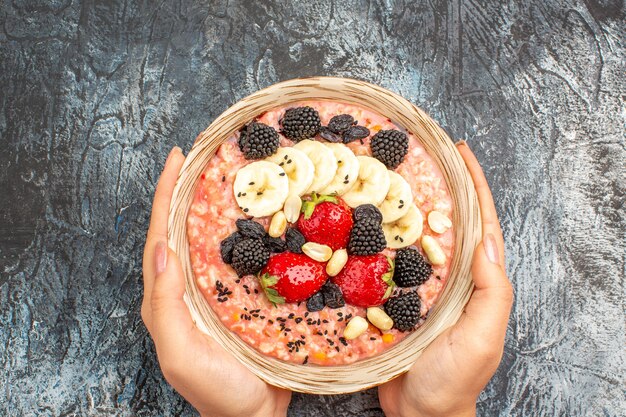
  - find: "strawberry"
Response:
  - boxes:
[259,252,328,304]
[296,193,353,251]
[331,254,395,307]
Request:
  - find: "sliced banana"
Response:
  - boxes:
[233,161,289,218]
[341,156,390,208]
[382,204,423,249]
[319,143,360,195]
[293,140,338,194]
[379,171,412,223]
[265,147,314,196]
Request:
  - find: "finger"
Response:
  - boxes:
[143,147,185,317]
[456,141,505,264]
[150,247,196,347]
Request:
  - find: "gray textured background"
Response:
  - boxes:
[1,0,624,416]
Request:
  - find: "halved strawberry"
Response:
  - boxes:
[259,252,328,304]
[296,193,353,251]
[331,254,395,307]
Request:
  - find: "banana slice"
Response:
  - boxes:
[319,143,360,195]
[233,161,289,217]
[382,204,423,248]
[379,171,413,223]
[341,156,390,208]
[265,147,314,196]
[293,139,338,194]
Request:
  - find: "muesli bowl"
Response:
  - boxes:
[168,76,480,394]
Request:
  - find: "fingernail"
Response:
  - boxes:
[155,241,168,274]
[165,146,182,164]
[484,233,500,265]
[455,139,468,148]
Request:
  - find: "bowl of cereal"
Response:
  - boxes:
[168,77,480,394]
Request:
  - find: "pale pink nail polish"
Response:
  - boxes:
[484,233,500,265]
[155,241,168,274]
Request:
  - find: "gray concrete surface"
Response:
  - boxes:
[1,0,624,416]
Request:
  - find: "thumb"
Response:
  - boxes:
[463,234,513,344]
[151,242,196,346]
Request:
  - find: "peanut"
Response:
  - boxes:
[325,249,348,277]
[421,235,446,265]
[343,316,369,340]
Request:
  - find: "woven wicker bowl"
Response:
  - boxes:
[168,76,480,394]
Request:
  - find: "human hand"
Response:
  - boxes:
[141,147,292,417]
[378,141,514,417]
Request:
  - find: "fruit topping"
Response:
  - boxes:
[366,307,394,331]
[327,114,356,134]
[427,210,452,234]
[370,129,409,169]
[260,252,328,303]
[234,161,289,217]
[343,316,368,340]
[297,194,353,251]
[348,217,386,256]
[285,227,306,253]
[319,143,360,195]
[382,204,423,249]
[293,139,338,194]
[302,242,333,262]
[265,147,315,196]
[236,218,266,239]
[321,281,345,309]
[343,125,370,143]
[306,291,325,312]
[220,231,244,264]
[341,156,390,208]
[421,235,446,265]
[319,126,343,143]
[394,247,432,287]
[384,291,421,332]
[230,238,270,277]
[264,235,287,253]
[379,171,412,223]
[352,204,383,224]
[280,106,321,142]
[332,254,395,307]
[238,122,279,160]
[325,248,348,277]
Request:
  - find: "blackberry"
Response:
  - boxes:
[306,291,325,312]
[352,204,383,224]
[238,122,279,159]
[285,228,306,253]
[394,248,432,287]
[236,218,266,239]
[328,114,355,134]
[280,106,321,141]
[264,236,287,253]
[343,125,370,143]
[321,281,345,309]
[370,129,409,169]
[230,238,270,277]
[220,231,244,264]
[385,291,421,332]
[348,218,387,255]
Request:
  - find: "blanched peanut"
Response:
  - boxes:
[283,194,302,223]
[421,235,446,265]
[366,307,394,331]
[325,249,348,277]
[302,242,332,262]
[268,211,287,237]
[427,211,452,234]
[343,316,368,340]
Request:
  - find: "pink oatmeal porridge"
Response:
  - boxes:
[187,101,455,366]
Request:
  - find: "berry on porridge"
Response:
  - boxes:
[187,101,455,365]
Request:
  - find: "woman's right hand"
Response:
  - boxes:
[378,141,514,417]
